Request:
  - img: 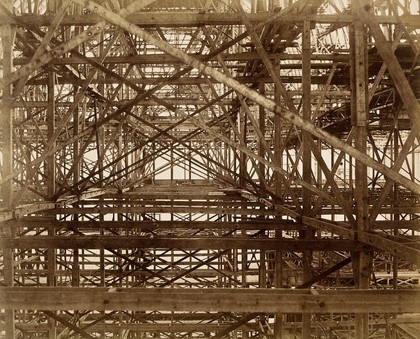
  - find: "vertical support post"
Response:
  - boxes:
[4,245,14,338]
[239,99,248,291]
[241,230,248,287]
[48,224,56,339]
[351,3,372,337]
[260,243,267,288]
[73,92,80,192]
[47,68,56,198]
[391,122,399,338]
[47,70,57,337]
[170,143,174,182]
[392,128,399,291]
[47,0,56,13]
[301,19,312,339]
[72,99,80,285]
[117,123,123,188]
[1,1,15,336]
[259,83,266,189]
[273,68,284,339]
[1,3,14,209]
[97,45,106,338]
[239,106,247,187]
[72,88,81,332]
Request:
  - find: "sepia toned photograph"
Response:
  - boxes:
[0,0,419,338]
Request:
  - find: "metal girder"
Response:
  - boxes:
[1,287,419,313]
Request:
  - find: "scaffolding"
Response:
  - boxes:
[0,0,419,338]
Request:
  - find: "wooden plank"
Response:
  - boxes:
[1,287,418,313]
[0,12,415,26]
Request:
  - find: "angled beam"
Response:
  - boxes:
[42,311,96,339]
[358,5,420,133]
[297,257,352,288]
[159,250,230,287]
[0,0,157,90]
[73,0,420,195]
[213,313,260,339]
[12,0,71,96]
[234,0,296,111]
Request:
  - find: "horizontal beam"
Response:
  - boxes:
[11,89,352,106]
[12,323,246,333]
[373,220,420,230]
[0,12,415,26]
[10,52,352,65]
[0,202,56,222]
[24,75,351,86]
[1,287,418,313]
[302,216,354,239]
[0,236,367,251]
[4,319,416,332]
[5,219,306,230]
[358,231,420,265]
[0,189,109,222]
[43,206,282,216]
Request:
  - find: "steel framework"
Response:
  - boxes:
[0,0,419,338]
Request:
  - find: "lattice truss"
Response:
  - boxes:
[0,0,419,338]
